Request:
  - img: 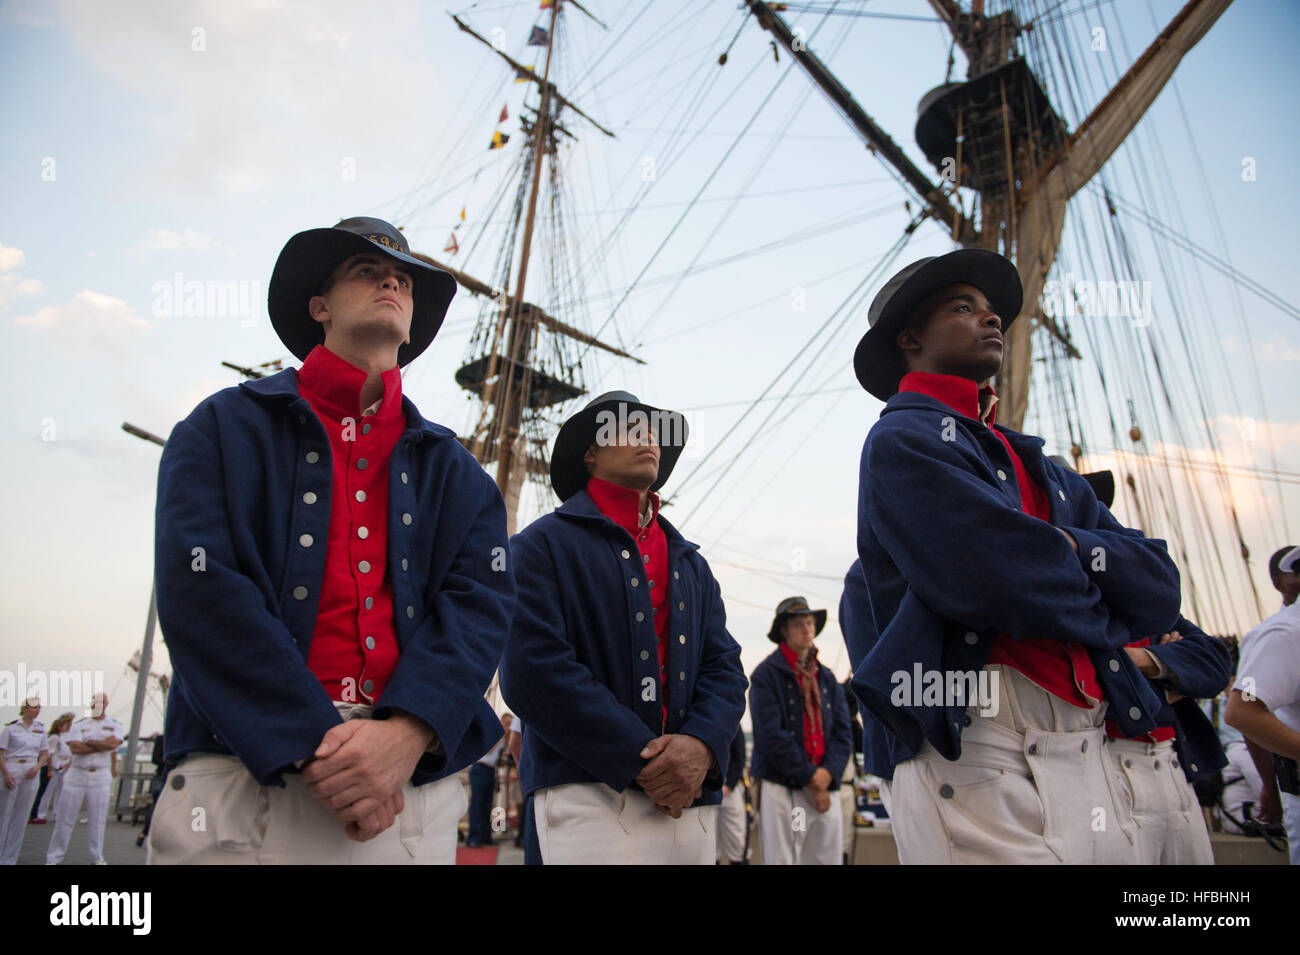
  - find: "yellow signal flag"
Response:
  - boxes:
[489,130,510,150]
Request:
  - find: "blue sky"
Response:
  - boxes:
[1,0,1296,733]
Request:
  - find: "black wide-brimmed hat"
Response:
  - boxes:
[767,596,828,644]
[550,391,689,502]
[853,248,1023,401]
[268,216,458,367]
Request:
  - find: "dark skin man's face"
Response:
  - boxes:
[896,282,1005,384]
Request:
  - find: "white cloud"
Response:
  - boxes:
[135,228,217,253]
[1257,338,1300,363]
[48,0,445,197]
[14,290,151,349]
[0,245,26,271]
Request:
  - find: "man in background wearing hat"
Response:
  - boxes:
[849,248,1182,864]
[1227,545,1300,864]
[501,391,747,864]
[150,217,515,864]
[749,597,852,865]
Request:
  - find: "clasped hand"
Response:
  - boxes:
[636,734,711,818]
[301,714,433,842]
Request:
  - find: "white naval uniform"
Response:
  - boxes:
[147,703,467,865]
[757,781,843,865]
[45,715,122,865]
[884,664,1139,865]
[535,782,717,865]
[1109,737,1213,864]
[0,719,48,865]
[35,731,72,821]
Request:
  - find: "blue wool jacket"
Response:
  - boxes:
[1140,616,1231,782]
[853,390,1182,778]
[154,368,515,787]
[500,491,747,804]
[749,647,853,790]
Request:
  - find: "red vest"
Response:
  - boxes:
[296,345,404,703]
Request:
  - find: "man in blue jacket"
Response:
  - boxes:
[750,597,852,865]
[851,248,1182,864]
[150,217,515,864]
[501,391,747,864]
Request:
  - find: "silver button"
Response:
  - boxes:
[364,597,373,610]
[401,558,408,572]
[678,709,685,719]
[362,423,372,435]
[996,469,1006,481]
[365,636,376,650]
[401,472,408,484]
[939,784,954,799]
[358,560,371,573]
[630,578,639,588]
[621,549,631,559]
[362,680,374,695]
[1128,707,1142,720]
[678,671,685,681]
[406,606,415,619]
[402,513,412,526]
[306,451,320,464]
[357,526,369,539]
[640,650,649,661]
[643,554,649,563]
[356,458,368,470]
[1190,762,1198,773]
[303,491,318,505]
[1058,489,1066,501]
[963,631,977,646]
[292,586,308,600]
[298,534,313,548]
[678,635,686,645]
[1108,659,1120,672]
[673,571,679,580]
[678,601,684,610]
[355,490,366,503]
[635,612,645,622]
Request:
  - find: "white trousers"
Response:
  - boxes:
[1282,791,1300,866]
[1109,738,1213,864]
[889,665,1138,865]
[716,785,747,863]
[0,758,42,865]
[46,766,112,864]
[146,752,466,864]
[535,782,716,865]
[37,769,66,821]
[758,782,843,865]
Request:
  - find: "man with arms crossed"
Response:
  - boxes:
[851,249,1181,864]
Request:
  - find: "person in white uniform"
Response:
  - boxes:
[0,699,49,864]
[33,712,74,823]
[45,693,122,865]
[1226,546,1300,864]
